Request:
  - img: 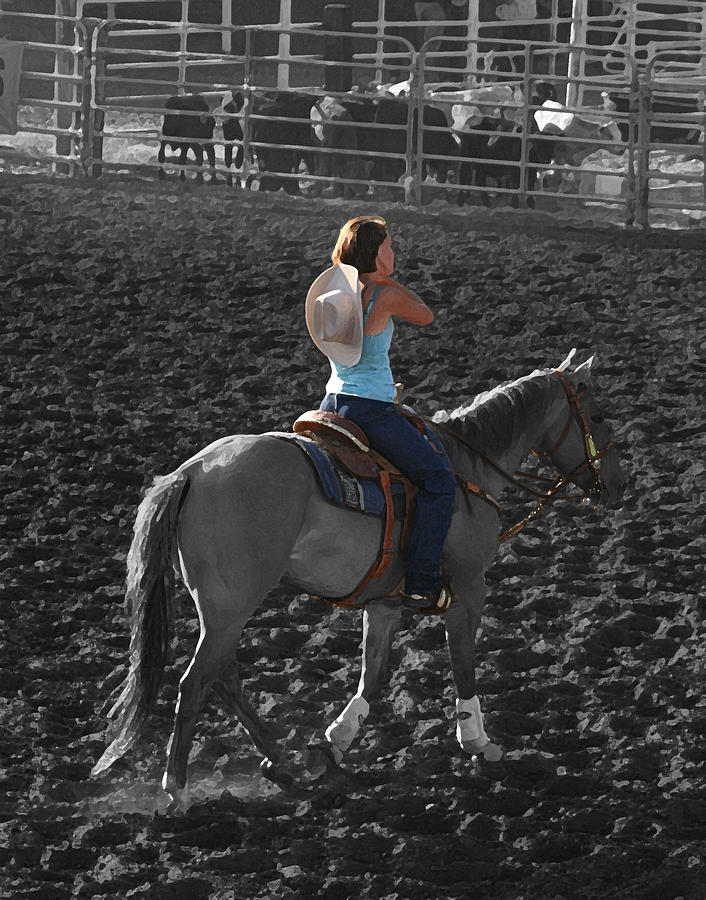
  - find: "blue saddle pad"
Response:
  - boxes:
[271,432,408,519]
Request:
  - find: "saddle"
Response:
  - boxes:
[291,408,434,610]
[293,408,426,476]
[283,408,500,614]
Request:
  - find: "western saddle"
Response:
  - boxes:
[292,408,425,610]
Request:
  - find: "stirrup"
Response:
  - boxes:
[399,584,452,615]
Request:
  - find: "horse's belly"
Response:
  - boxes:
[286,498,404,598]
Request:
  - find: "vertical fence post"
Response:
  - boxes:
[623,62,639,227]
[240,29,253,186]
[178,0,188,91]
[323,4,352,93]
[519,43,532,209]
[635,78,651,228]
[466,1,479,75]
[566,0,587,108]
[277,0,292,90]
[412,44,424,207]
[87,20,108,178]
[698,88,706,204]
[54,0,78,175]
[374,0,385,81]
[77,18,93,176]
[221,0,232,54]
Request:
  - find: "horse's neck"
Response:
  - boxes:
[443,378,555,497]
[465,431,535,500]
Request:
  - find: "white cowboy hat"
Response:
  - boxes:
[305,263,363,366]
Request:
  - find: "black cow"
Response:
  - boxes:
[158,93,216,181]
[219,90,373,197]
[311,94,374,199]
[456,115,524,206]
[361,95,459,199]
[454,82,574,208]
[219,90,245,184]
[246,91,321,194]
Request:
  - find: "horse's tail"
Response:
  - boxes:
[91,469,190,776]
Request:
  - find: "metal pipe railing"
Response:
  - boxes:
[2,14,703,227]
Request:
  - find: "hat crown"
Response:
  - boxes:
[313,289,357,342]
[305,264,363,367]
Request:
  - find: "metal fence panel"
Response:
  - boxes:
[0,10,88,175]
[87,20,419,195]
[1,8,704,228]
[416,36,638,221]
[638,48,705,226]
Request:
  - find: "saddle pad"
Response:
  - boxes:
[271,433,407,519]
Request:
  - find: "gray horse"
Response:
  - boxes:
[92,350,625,808]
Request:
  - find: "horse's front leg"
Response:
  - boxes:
[445,580,503,762]
[322,600,401,766]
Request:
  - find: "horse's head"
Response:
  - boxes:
[537,349,626,507]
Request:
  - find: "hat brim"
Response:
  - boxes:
[305,263,363,366]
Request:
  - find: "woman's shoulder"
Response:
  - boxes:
[370,280,403,305]
[374,279,433,326]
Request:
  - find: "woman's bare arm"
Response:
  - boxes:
[372,278,434,326]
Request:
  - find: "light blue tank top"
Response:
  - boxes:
[326,286,396,402]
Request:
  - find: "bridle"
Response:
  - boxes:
[433,370,613,543]
[503,370,613,540]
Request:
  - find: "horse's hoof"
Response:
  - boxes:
[305,742,341,780]
[162,773,190,813]
[479,742,504,762]
[461,740,504,763]
[260,757,294,789]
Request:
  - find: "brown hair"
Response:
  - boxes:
[331,216,388,273]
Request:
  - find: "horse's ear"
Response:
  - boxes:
[556,348,578,372]
[573,355,595,378]
[570,355,595,393]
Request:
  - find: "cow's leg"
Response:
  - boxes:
[205,141,217,183]
[224,144,233,187]
[158,140,168,179]
[178,144,189,181]
[193,145,205,184]
[283,152,300,195]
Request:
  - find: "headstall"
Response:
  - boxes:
[433,370,613,543]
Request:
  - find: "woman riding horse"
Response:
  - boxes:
[310,216,456,610]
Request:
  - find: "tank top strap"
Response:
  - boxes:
[363,285,380,323]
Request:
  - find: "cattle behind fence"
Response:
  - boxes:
[0,11,704,227]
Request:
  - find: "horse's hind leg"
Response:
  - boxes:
[162,612,243,808]
[321,600,402,766]
[212,663,293,787]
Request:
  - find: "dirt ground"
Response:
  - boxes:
[1,173,705,899]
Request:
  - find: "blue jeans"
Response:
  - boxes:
[320,393,456,594]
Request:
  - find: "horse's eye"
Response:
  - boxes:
[592,410,605,424]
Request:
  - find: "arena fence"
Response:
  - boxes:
[416,36,638,218]
[638,47,706,226]
[0,10,89,174]
[0,13,704,227]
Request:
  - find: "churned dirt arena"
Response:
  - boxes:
[1,173,705,899]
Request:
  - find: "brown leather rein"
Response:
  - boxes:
[432,371,613,543]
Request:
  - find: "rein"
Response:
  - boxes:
[432,371,613,543]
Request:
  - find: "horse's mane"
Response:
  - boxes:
[432,368,555,458]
